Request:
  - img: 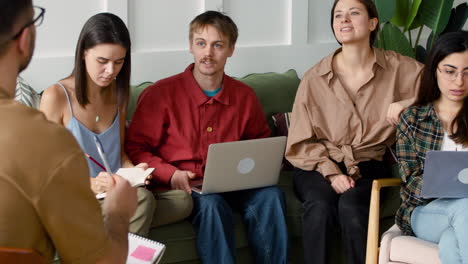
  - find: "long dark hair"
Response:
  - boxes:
[71,12,131,108]
[414,30,468,145]
[330,0,379,46]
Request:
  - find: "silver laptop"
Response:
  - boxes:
[190,136,287,195]
[421,151,468,198]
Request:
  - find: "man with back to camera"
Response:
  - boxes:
[125,10,289,264]
[0,1,138,263]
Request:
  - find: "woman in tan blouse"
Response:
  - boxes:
[285,0,423,263]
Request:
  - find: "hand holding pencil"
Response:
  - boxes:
[90,172,115,194]
[90,136,116,194]
[85,153,114,193]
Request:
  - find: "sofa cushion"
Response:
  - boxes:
[389,235,440,264]
[272,112,294,170]
[236,70,300,132]
[127,81,153,121]
[380,224,403,264]
[15,76,40,108]
[381,225,440,264]
[272,112,292,137]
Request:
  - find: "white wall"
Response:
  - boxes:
[22,0,467,92]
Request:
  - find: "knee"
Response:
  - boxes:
[245,187,287,219]
[337,196,355,216]
[438,228,459,264]
[261,186,284,196]
[450,198,468,226]
[338,191,366,215]
[453,198,468,216]
[303,197,335,219]
[257,186,285,205]
[195,194,229,215]
[137,188,156,212]
[338,196,368,228]
[177,191,193,219]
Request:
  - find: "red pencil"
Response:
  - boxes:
[85,153,106,171]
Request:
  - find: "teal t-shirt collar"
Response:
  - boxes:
[203,86,222,97]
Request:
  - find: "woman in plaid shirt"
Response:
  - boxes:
[396,31,468,263]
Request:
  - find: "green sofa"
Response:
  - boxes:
[126,70,401,264]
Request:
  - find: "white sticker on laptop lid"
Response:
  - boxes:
[238,158,255,174]
[458,168,468,184]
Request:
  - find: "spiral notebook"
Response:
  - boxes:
[127,233,165,264]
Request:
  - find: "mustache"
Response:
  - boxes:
[200,57,215,63]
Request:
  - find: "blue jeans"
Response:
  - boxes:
[190,186,288,264]
[412,198,468,264]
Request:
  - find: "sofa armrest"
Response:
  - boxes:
[366,178,402,264]
[379,224,402,264]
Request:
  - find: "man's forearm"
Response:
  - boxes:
[96,213,129,264]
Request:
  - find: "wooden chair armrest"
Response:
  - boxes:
[365,178,403,264]
[372,178,402,189]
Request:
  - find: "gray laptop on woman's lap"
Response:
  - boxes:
[421,151,468,198]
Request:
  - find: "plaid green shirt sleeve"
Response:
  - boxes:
[395,105,441,235]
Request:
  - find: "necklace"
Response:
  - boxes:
[95,115,100,123]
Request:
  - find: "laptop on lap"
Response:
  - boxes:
[421,151,468,198]
[191,136,287,195]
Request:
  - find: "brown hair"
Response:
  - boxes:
[414,31,468,146]
[189,10,238,47]
[71,12,131,108]
[330,0,379,46]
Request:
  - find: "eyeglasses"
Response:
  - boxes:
[437,67,468,82]
[0,6,45,48]
[11,6,46,40]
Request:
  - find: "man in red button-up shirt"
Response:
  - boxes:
[126,10,288,264]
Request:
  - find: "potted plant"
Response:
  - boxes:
[374,0,467,62]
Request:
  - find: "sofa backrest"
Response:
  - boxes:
[127,81,153,121]
[235,70,300,132]
[127,69,300,134]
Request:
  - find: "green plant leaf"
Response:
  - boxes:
[419,0,454,36]
[391,0,411,27]
[404,0,423,31]
[408,16,423,30]
[442,3,468,34]
[374,0,396,23]
[381,23,415,58]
